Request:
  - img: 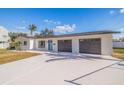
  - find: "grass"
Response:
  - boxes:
[0,49,40,65]
[0,48,123,65]
[112,48,124,60]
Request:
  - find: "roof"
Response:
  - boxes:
[20,30,120,39]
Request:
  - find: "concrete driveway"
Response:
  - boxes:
[0,51,123,85]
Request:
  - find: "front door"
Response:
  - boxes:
[48,40,53,51]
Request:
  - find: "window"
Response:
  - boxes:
[23,41,27,46]
[38,41,45,48]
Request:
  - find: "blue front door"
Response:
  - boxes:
[48,40,53,51]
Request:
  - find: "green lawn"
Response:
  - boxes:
[0,49,40,65]
[113,48,124,60]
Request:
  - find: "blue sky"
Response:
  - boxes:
[0,8,124,38]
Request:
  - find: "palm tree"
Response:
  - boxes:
[40,28,54,37]
[28,24,37,36]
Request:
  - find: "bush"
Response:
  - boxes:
[9,41,22,50]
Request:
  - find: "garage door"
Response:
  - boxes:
[58,40,72,52]
[79,38,101,54]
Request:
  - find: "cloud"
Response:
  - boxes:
[53,24,76,33]
[44,19,61,25]
[22,20,26,24]
[13,20,27,31]
[109,9,124,15]
[44,19,76,33]
[109,10,115,14]
[120,8,124,14]
[16,26,26,30]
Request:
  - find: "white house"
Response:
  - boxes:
[0,26,10,49]
[17,31,117,55]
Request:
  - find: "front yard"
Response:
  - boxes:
[113,48,124,60]
[0,49,40,65]
[0,48,123,65]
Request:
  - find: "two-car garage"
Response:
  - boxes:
[58,38,101,54]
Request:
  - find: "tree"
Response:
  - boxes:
[8,32,26,50]
[9,41,22,50]
[15,41,22,50]
[9,32,27,42]
[40,28,54,37]
[28,24,37,36]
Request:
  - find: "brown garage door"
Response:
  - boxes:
[58,40,72,52]
[79,38,101,54]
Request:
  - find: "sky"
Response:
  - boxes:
[0,8,124,38]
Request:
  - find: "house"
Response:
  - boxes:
[0,27,10,49]
[17,31,117,55]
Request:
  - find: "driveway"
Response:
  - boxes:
[0,51,123,85]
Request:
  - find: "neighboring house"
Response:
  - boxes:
[113,41,124,48]
[0,27,10,49]
[17,31,117,55]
